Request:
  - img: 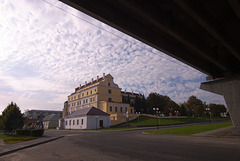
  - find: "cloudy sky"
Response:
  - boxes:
[0,0,225,114]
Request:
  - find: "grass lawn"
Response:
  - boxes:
[0,132,37,144]
[118,116,211,127]
[144,122,233,135]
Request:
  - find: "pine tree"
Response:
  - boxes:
[1,102,24,133]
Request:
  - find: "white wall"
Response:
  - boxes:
[64,116,87,130]
[63,115,110,130]
[87,115,111,130]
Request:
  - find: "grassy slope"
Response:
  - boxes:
[119,116,209,127]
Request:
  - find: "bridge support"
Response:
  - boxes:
[200,76,240,136]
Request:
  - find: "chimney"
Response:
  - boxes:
[97,75,99,81]
[91,78,94,83]
[103,73,105,78]
[125,90,126,93]
[85,81,87,85]
[80,84,81,88]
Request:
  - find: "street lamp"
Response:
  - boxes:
[206,108,211,124]
[175,111,179,124]
[153,108,160,129]
[169,108,173,128]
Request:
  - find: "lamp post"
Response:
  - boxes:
[206,108,211,124]
[175,111,179,124]
[153,108,160,129]
[169,108,173,128]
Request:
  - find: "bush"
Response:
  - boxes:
[31,129,44,137]
[16,129,31,136]
[16,129,44,137]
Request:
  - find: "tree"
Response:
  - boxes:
[134,95,141,113]
[186,96,204,117]
[1,102,24,133]
[165,100,179,116]
[209,103,227,117]
[0,115,3,130]
[140,95,147,113]
[179,104,187,116]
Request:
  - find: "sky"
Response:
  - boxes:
[0,0,225,114]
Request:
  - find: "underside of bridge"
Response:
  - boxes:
[59,0,240,135]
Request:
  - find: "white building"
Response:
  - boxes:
[62,107,110,130]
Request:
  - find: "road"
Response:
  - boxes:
[0,128,240,161]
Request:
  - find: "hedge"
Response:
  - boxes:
[16,129,44,137]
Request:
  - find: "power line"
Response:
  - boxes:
[42,0,193,70]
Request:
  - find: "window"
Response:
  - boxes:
[108,98,112,102]
[108,89,111,94]
[69,120,71,125]
[125,107,128,112]
[83,100,85,104]
[108,83,110,86]
[115,106,118,112]
[82,93,84,97]
[120,106,123,113]
[77,119,79,125]
[90,90,92,94]
[86,99,88,103]
[95,89,96,92]
[66,121,67,125]
[74,96,76,99]
[81,119,83,125]
[90,98,92,102]
[73,120,75,125]
[87,92,88,95]
[131,109,133,113]
[110,105,113,112]
[78,95,80,99]
[80,101,81,105]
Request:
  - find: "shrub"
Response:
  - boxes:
[16,129,44,137]
[30,129,44,137]
[16,129,31,136]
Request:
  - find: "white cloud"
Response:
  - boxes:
[0,0,226,114]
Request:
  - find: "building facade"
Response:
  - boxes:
[63,107,110,130]
[65,73,141,124]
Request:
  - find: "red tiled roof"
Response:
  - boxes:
[64,107,109,119]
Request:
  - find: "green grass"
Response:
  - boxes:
[0,132,37,144]
[118,116,208,127]
[144,122,233,135]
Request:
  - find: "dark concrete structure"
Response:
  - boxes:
[59,0,240,135]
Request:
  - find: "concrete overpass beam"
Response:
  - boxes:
[200,76,240,135]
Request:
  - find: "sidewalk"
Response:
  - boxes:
[0,135,63,157]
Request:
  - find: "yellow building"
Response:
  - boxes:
[66,73,138,125]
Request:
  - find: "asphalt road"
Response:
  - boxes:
[1,128,240,161]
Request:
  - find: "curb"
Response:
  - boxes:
[0,136,64,157]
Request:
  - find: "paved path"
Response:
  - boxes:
[0,126,240,161]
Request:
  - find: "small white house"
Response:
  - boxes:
[62,107,110,130]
